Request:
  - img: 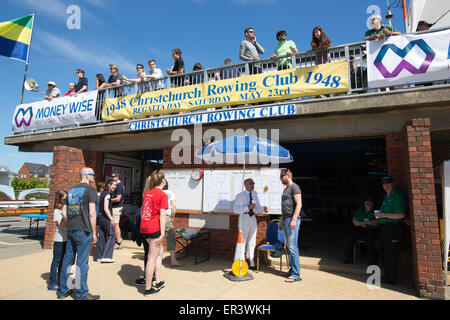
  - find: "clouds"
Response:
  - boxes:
[36,30,136,73]
[6,0,106,27]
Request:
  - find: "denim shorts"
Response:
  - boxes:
[142,231,161,239]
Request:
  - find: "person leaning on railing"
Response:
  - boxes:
[122,64,150,93]
[44,81,61,101]
[364,14,401,41]
[145,59,164,90]
[104,64,125,97]
[96,74,106,89]
[311,26,332,65]
[166,48,185,87]
[271,30,298,70]
[63,82,76,96]
[239,27,265,74]
[74,68,88,95]
[214,58,241,81]
[185,63,204,85]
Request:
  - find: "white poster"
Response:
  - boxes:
[12,90,98,133]
[367,29,450,88]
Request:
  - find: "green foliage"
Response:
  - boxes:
[11,177,50,199]
[11,177,28,190]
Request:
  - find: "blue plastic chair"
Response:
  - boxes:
[256,219,289,274]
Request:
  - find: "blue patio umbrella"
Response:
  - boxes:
[195,135,293,277]
[195,135,293,166]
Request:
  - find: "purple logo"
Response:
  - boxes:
[15,107,33,127]
[374,39,436,78]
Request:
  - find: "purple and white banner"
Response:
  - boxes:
[367,29,450,88]
[12,90,98,133]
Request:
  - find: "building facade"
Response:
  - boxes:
[5,35,450,299]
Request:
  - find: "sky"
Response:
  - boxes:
[0,0,409,173]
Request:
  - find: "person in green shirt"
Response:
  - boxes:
[270,30,298,70]
[342,197,379,264]
[364,15,401,41]
[374,175,406,285]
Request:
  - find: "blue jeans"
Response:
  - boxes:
[58,230,92,300]
[49,241,66,288]
[281,217,301,279]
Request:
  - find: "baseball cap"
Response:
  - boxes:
[381,176,394,184]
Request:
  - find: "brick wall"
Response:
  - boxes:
[44,146,104,249]
[402,119,444,299]
[18,164,31,183]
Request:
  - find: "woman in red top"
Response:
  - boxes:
[140,170,168,295]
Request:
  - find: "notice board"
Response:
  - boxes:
[202,168,285,215]
[164,170,203,213]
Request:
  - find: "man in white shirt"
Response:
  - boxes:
[233,178,269,270]
[45,81,61,100]
[145,59,164,90]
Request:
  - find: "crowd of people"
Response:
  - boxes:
[47,168,182,299]
[47,164,406,299]
[42,15,435,102]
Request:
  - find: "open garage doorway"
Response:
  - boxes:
[279,137,393,274]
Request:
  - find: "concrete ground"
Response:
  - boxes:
[0,239,422,300]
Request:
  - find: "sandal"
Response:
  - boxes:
[285,277,302,283]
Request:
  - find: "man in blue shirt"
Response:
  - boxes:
[57,167,99,300]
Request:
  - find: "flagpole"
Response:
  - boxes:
[402,0,408,33]
[19,14,35,105]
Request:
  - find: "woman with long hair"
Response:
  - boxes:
[48,190,68,291]
[94,179,117,263]
[310,26,332,65]
[140,170,168,295]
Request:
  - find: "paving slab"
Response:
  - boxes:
[0,240,421,300]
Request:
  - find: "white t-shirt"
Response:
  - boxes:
[163,190,176,216]
[53,208,67,242]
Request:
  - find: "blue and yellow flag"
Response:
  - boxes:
[0,14,34,62]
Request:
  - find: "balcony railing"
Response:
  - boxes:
[13,31,450,135]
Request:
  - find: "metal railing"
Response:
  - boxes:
[13,31,450,135]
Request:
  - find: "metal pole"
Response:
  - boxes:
[19,14,35,105]
[402,0,408,33]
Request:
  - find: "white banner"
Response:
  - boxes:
[12,90,98,133]
[367,29,450,88]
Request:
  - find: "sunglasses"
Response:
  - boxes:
[247,182,255,185]
[86,173,96,177]
[247,30,254,33]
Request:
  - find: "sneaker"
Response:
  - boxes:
[47,284,59,292]
[57,289,73,299]
[114,242,123,250]
[100,258,115,263]
[154,280,165,290]
[135,277,146,287]
[82,293,100,300]
[144,287,160,296]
